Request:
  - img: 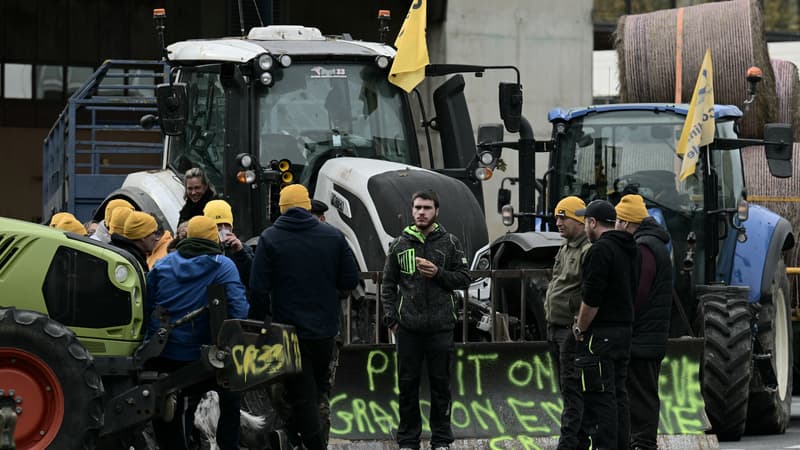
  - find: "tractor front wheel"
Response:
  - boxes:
[745,260,793,434]
[0,308,104,449]
[699,287,752,441]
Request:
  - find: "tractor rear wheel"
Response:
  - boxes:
[0,308,104,449]
[699,287,751,441]
[745,260,793,434]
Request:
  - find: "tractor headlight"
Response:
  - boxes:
[375,56,390,69]
[237,153,254,169]
[501,204,515,226]
[257,54,274,71]
[737,198,749,222]
[260,72,273,86]
[114,265,129,283]
[479,151,495,166]
[474,167,493,181]
[277,54,292,68]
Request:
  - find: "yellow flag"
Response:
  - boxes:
[388,0,429,93]
[676,48,715,181]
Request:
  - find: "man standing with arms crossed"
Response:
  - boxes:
[615,194,673,450]
[545,196,592,450]
[382,190,471,450]
[573,199,638,450]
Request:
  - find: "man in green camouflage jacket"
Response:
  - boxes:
[382,190,471,450]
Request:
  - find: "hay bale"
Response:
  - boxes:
[615,0,776,139]
[770,59,800,140]
[742,144,800,306]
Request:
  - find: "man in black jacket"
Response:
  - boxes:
[615,194,673,450]
[573,200,638,450]
[382,190,471,450]
[250,184,360,450]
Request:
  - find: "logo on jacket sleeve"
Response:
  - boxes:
[398,248,416,274]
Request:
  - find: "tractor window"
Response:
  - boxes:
[43,246,132,328]
[258,63,415,187]
[554,111,707,212]
[711,121,745,209]
[168,67,226,190]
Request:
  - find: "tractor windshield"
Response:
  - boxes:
[257,62,416,187]
[553,110,742,212]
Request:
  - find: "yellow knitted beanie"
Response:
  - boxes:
[123,211,158,240]
[104,199,134,225]
[187,216,220,243]
[279,184,311,213]
[554,196,586,224]
[615,194,649,224]
[204,200,234,226]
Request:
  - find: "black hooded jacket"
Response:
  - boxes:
[110,233,149,273]
[632,217,673,359]
[581,230,638,326]
[249,207,359,339]
[178,188,215,224]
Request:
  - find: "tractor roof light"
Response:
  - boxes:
[501,204,515,226]
[257,54,274,71]
[474,167,493,181]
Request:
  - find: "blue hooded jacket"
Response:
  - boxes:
[250,207,360,339]
[145,241,249,361]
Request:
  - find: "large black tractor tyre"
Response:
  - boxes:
[745,260,793,434]
[698,287,752,441]
[0,308,104,449]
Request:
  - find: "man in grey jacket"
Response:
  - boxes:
[545,196,592,450]
[382,190,471,450]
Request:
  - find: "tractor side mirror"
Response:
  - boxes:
[155,82,188,136]
[499,82,522,133]
[764,123,793,178]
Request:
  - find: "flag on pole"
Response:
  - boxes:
[676,48,715,181]
[388,0,429,93]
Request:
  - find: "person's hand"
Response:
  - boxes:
[223,232,243,252]
[415,257,438,278]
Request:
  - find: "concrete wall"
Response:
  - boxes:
[0,127,48,222]
[422,0,594,240]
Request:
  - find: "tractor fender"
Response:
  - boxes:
[731,204,795,302]
[96,170,185,234]
[488,231,563,266]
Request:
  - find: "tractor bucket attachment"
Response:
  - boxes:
[330,337,707,441]
[216,320,302,392]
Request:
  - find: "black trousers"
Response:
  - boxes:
[576,326,631,450]
[548,325,590,450]
[146,357,241,450]
[627,357,662,450]
[396,327,454,450]
[284,337,335,450]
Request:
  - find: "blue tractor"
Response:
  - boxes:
[485,101,794,441]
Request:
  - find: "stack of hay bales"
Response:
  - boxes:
[615,0,776,138]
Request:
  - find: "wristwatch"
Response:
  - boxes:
[572,325,585,339]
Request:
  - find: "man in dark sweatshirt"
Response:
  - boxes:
[615,194,673,450]
[573,199,638,450]
[250,184,360,450]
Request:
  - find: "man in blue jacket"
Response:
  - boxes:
[146,215,249,450]
[250,184,360,450]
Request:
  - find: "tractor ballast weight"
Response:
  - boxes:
[0,217,299,447]
[485,101,795,441]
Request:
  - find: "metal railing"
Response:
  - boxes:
[344,269,551,345]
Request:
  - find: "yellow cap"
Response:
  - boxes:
[187,216,219,243]
[279,184,311,213]
[616,194,649,224]
[108,207,133,235]
[50,212,87,235]
[554,196,586,224]
[123,211,158,240]
[204,199,234,226]
[104,199,134,225]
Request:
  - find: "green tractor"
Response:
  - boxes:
[0,217,297,449]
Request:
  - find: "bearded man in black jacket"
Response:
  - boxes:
[615,194,673,450]
[573,200,638,450]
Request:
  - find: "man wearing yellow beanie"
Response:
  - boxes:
[614,194,673,450]
[145,215,248,450]
[109,211,160,272]
[204,199,254,291]
[251,183,359,450]
[544,195,591,449]
[49,212,87,236]
[108,207,133,236]
[91,198,134,243]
